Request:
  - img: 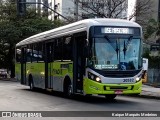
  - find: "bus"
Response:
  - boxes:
[15,18,143,100]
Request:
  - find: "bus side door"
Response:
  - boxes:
[73,32,87,93]
[21,47,27,85]
[45,42,54,89]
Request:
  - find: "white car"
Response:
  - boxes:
[0,69,8,78]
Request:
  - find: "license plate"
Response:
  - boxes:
[115,90,123,94]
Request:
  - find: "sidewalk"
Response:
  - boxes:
[136,84,160,99]
[125,84,160,99]
[0,78,18,82]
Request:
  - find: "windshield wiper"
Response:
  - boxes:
[104,35,119,60]
[123,36,133,59]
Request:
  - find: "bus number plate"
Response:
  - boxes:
[115,90,123,94]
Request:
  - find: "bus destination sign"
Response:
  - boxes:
[102,27,130,34]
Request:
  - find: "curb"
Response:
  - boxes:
[0,78,18,82]
[143,83,160,88]
[123,94,160,100]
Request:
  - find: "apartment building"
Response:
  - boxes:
[27,0,131,21]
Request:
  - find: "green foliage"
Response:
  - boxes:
[144,18,160,40]
[0,0,64,77]
[143,18,160,69]
[142,49,150,58]
[142,50,160,69]
[148,56,160,69]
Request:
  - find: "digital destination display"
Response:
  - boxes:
[93,26,141,36]
[95,64,118,69]
[101,27,131,34]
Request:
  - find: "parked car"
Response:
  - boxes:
[0,69,8,78]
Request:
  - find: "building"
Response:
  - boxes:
[25,0,132,21]
[26,0,36,9]
[25,0,149,23]
[48,0,74,20]
[26,0,74,21]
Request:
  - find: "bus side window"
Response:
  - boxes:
[26,45,32,63]
[37,43,44,62]
[16,48,21,63]
[62,37,73,61]
[54,38,63,61]
[32,44,38,63]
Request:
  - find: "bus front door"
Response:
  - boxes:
[73,36,86,93]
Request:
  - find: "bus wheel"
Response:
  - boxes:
[105,94,117,101]
[67,84,72,97]
[64,80,72,97]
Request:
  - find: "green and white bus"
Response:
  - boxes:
[15,18,143,100]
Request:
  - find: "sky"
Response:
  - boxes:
[127,0,136,21]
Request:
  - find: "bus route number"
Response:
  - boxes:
[123,78,134,83]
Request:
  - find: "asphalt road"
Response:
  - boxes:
[0,80,160,120]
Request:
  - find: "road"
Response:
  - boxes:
[0,80,160,120]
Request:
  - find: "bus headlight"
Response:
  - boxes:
[96,77,101,82]
[88,72,101,83]
[136,73,142,82]
[136,76,142,82]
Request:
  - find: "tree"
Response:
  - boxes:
[68,0,153,23]
[130,0,153,27]
[0,0,64,77]
[142,18,160,69]
[72,0,127,21]
[143,19,160,40]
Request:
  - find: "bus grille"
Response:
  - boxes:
[103,86,134,90]
[109,86,128,90]
[94,69,141,78]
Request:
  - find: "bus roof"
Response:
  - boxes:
[16,18,141,47]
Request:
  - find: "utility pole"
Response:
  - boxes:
[74,0,78,21]
[42,0,48,17]
[37,0,41,16]
[108,0,111,18]
[54,0,55,19]
[17,0,26,16]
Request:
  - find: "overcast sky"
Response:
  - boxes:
[127,0,136,21]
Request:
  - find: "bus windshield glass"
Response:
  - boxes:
[89,37,141,70]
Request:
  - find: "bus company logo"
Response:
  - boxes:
[1,112,42,118]
[121,64,126,70]
[52,69,62,75]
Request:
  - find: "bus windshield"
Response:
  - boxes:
[89,37,142,70]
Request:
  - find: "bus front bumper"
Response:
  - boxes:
[83,78,142,95]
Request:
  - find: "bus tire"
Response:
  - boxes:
[29,75,34,91]
[63,77,72,98]
[105,94,117,101]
